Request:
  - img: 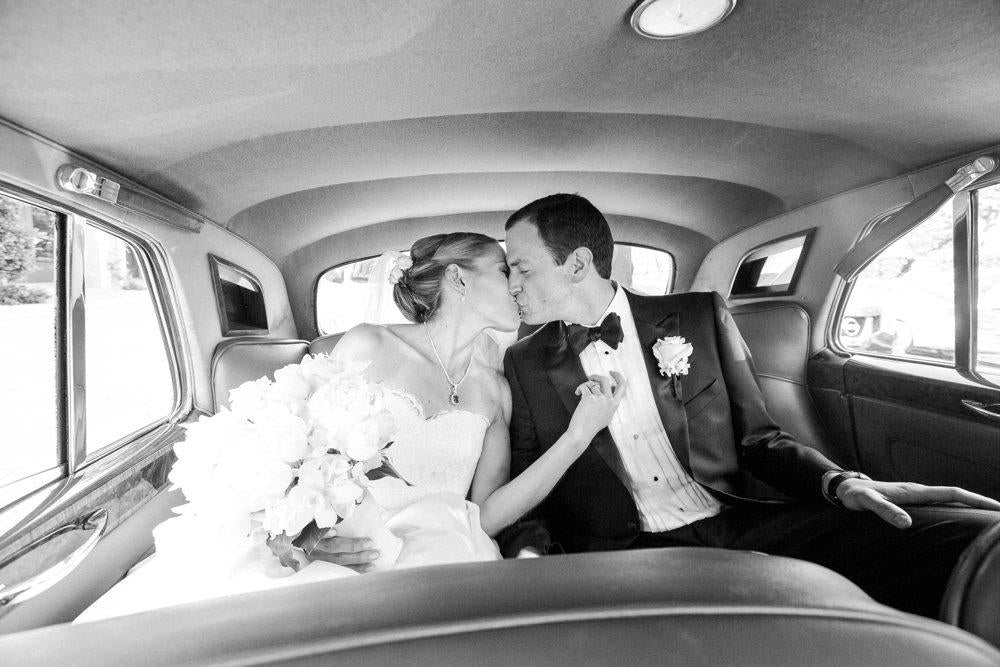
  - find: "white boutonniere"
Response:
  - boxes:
[652,336,693,377]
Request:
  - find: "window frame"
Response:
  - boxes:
[728,229,815,299]
[208,253,269,337]
[0,181,193,511]
[829,179,1000,389]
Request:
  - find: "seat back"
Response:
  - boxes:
[942,521,1000,648]
[730,301,834,457]
[210,337,309,411]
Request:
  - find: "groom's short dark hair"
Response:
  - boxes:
[505,193,614,279]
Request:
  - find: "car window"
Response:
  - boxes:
[730,231,812,298]
[83,223,175,455]
[839,199,955,363]
[977,183,1000,377]
[316,243,675,335]
[0,194,59,488]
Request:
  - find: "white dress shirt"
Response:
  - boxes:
[576,286,725,532]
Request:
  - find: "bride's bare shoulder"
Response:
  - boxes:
[336,322,419,359]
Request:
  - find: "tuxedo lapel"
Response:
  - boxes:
[544,321,633,492]
[626,292,692,473]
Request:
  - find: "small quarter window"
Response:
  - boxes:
[84,224,176,454]
[0,194,60,488]
[612,244,675,297]
[209,254,268,336]
[730,230,813,298]
[838,199,955,364]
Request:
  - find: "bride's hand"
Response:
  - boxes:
[567,371,627,447]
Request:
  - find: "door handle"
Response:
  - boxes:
[0,508,108,608]
[961,399,1000,422]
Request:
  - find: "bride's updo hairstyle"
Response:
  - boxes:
[392,232,500,323]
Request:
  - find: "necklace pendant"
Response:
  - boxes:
[450,390,460,405]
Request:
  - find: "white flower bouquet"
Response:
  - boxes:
[168,354,406,571]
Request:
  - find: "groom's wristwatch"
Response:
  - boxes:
[822,470,871,508]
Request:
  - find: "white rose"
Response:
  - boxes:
[344,417,381,462]
[262,489,316,537]
[653,336,694,377]
[248,404,310,462]
[228,377,272,420]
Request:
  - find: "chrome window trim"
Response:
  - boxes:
[66,217,87,471]
[0,179,194,508]
[73,215,193,468]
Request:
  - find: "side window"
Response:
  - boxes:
[0,195,59,488]
[83,223,175,455]
[315,243,676,335]
[977,184,1000,377]
[839,199,954,363]
[730,230,812,298]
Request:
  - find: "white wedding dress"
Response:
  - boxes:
[76,387,500,623]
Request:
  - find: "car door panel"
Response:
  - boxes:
[0,434,182,631]
[809,353,1000,498]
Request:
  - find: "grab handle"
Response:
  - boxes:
[962,399,1000,423]
[0,508,109,607]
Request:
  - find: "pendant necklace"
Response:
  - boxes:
[423,323,473,405]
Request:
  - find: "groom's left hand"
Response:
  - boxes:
[838,479,1000,528]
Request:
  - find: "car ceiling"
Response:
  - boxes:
[1,0,999,263]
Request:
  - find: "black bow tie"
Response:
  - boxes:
[566,312,624,355]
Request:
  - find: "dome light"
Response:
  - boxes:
[630,0,737,39]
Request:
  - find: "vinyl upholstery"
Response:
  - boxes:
[210,337,310,411]
[943,521,1000,647]
[1,548,996,664]
[730,301,834,457]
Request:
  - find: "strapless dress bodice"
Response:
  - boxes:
[369,388,490,511]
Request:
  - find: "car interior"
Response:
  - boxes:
[0,1,999,663]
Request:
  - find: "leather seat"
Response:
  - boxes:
[210,337,310,411]
[3,548,997,664]
[730,301,835,457]
[942,521,1000,647]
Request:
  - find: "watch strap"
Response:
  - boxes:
[823,471,871,507]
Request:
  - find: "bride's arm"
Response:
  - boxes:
[471,372,627,538]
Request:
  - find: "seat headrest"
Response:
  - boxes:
[210,337,309,411]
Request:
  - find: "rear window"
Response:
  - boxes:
[730,230,813,298]
[316,242,674,335]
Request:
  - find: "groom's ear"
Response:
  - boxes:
[566,247,594,283]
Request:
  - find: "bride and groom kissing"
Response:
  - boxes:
[311,192,999,619]
[80,193,999,623]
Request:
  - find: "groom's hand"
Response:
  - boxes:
[837,479,1000,529]
[308,534,381,572]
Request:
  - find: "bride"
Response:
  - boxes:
[77,232,625,622]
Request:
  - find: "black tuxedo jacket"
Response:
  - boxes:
[500,290,840,556]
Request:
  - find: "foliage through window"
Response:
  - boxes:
[0,194,59,488]
[839,199,955,363]
[838,183,1000,374]
[316,242,675,335]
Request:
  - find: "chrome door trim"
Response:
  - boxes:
[66,217,87,472]
[0,508,108,607]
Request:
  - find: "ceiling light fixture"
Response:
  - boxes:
[630,0,737,39]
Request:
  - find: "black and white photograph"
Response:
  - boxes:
[1,1,999,664]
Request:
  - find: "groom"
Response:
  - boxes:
[499,193,1000,618]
